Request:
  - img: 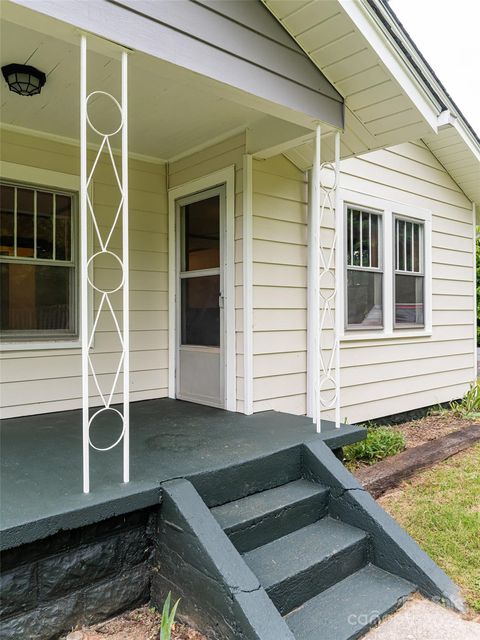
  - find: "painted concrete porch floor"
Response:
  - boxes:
[0,398,364,550]
[364,599,480,640]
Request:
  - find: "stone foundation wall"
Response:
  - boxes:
[0,508,156,640]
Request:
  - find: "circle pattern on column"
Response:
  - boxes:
[88,407,126,451]
[87,250,124,293]
[86,91,123,137]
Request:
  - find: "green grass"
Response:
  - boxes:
[380,444,480,613]
[344,426,405,468]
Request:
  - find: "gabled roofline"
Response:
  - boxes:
[365,0,480,157]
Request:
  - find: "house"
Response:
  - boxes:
[0,1,479,639]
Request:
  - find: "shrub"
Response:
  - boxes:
[344,426,405,467]
[450,381,480,419]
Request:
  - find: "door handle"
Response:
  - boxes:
[218,294,225,309]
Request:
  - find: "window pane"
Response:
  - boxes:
[405,222,412,272]
[16,188,34,258]
[182,196,219,271]
[397,220,405,271]
[395,274,424,326]
[362,212,370,267]
[55,195,72,261]
[370,214,379,268]
[0,263,74,333]
[347,209,350,265]
[181,275,220,346]
[413,224,420,272]
[36,191,53,259]
[0,185,14,256]
[347,270,383,327]
[351,209,361,266]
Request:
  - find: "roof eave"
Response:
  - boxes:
[365,0,480,161]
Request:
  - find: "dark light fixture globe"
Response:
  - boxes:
[2,63,46,96]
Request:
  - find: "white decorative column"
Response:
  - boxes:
[312,129,342,431]
[80,36,129,493]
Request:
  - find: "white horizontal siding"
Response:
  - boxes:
[339,141,475,423]
[249,141,474,423]
[1,132,475,425]
[252,156,309,414]
[0,130,168,418]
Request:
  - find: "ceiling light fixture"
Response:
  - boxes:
[2,63,46,96]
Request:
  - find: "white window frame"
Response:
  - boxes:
[338,189,432,342]
[0,161,86,351]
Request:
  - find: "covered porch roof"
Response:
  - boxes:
[1,0,343,163]
[0,399,365,551]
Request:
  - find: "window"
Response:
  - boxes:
[342,192,430,339]
[346,207,383,329]
[0,181,77,341]
[394,217,424,327]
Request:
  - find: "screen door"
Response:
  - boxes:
[176,186,225,407]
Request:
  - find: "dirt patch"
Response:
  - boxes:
[391,412,478,449]
[65,606,208,640]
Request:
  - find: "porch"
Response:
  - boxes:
[0,398,365,551]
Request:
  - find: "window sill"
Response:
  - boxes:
[0,339,81,352]
[340,330,432,343]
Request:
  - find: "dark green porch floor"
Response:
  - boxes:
[0,399,365,550]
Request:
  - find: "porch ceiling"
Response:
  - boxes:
[0,15,317,161]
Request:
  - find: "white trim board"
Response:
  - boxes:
[242,154,253,415]
[0,160,79,192]
[167,165,236,411]
[0,124,167,166]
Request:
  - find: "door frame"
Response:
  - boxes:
[168,165,236,411]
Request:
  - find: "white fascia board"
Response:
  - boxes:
[339,0,439,134]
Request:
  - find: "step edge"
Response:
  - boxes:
[217,490,329,533]
[244,517,368,565]
[284,564,416,624]
[254,534,369,592]
[211,479,328,521]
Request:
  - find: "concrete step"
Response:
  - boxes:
[211,479,329,553]
[244,517,368,615]
[285,564,416,640]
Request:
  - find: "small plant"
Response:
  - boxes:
[449,382,480,419]
[159,591,180,640]
[344,426,405,467]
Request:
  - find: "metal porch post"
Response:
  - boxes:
[80,36,130,493]
[312,128,342,432]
